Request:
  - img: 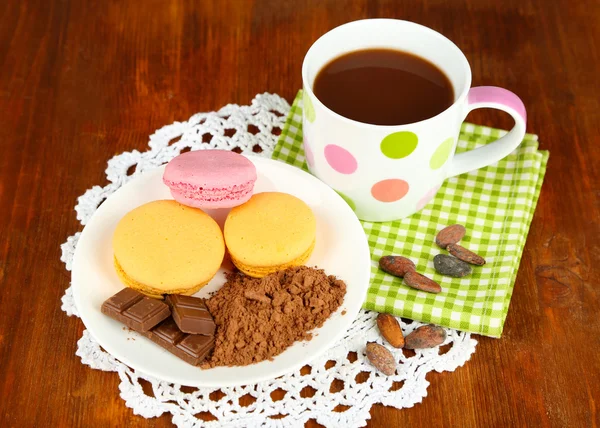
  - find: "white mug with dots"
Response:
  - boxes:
[301,19,526,222]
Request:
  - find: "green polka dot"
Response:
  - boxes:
[380,131,418,159]
[303,90,316,123]
[430,137,454,170]
[335,190,356,211]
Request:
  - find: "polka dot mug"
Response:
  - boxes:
[302,19,526,222]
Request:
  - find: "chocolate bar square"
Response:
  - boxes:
[165,295,216,335]
[145,318,214,366]
[101,288,170,332]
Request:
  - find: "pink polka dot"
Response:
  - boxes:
[324,145,358,174]
[416,185,441,211]
[371,179,409,202]
[303,138,314,168]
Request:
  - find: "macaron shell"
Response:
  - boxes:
[113,200,225,293]
[163,150,257,209]
[224,192,316,268]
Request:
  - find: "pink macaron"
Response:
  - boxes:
[163,150,257,209]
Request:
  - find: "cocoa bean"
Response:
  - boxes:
[404,324,447,349]
[365,342,396,376]
[433,254,472,277]
[379,255,416,278]
[435,224,466,249]
[404,271,442,293]
[447,243,486,265]
[377,313,405,348]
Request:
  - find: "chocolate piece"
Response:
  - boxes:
[102,288,170,332]
[102,287,143,311]
[144,318,214,366]
[165,295,216,335]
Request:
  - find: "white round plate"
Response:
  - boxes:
[72,156,371,387]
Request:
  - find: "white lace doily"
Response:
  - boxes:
[60,93,477,427]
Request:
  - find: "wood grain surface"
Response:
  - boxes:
[1,0,599,426]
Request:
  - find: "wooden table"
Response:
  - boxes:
[1,0,598,426]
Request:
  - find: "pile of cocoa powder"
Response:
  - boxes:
[202,266,346,367]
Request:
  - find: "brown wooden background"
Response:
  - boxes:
[1,0,599,426]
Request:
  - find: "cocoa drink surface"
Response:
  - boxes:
[203,266,346,367]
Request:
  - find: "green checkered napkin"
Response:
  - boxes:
[273,90,548,337]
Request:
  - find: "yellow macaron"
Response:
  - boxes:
[224,192,316,277]
[112,200,225,298]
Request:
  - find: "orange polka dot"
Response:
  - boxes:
[371,179,409,202]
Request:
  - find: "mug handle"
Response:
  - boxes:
[447,86,527,178]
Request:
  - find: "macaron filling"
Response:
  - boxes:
[164,179,255,208]
[230,239,316,278]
